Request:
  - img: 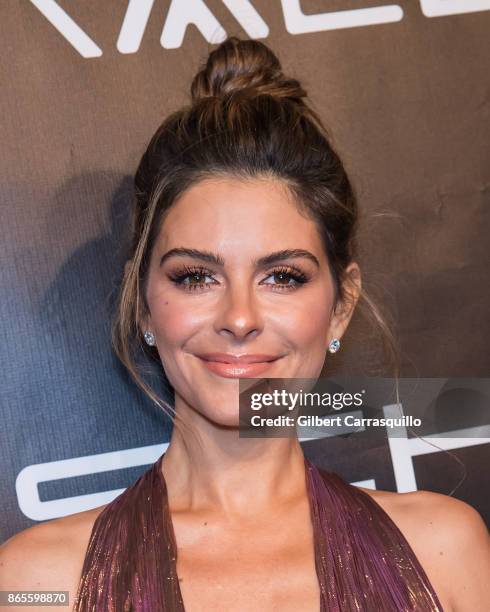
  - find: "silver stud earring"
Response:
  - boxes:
[144,330,156,346]
[328,338,340,354]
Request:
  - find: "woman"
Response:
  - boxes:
[1,37,489,612]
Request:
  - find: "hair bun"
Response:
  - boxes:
[190,36,307,104]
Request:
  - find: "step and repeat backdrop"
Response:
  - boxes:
[1,0,489,541]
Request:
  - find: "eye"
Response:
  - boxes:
[168,266,218,291]
[261,267,309,291]
[168,265,310,292]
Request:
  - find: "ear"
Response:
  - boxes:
[326,262,361,345]
[138,302,152,338]
[125,259,152,337]
[139,314,151,338]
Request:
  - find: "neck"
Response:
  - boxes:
[160,399,309,520]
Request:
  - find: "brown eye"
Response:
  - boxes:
[169,266,218,292]
[261,267,309,290]
[188,272,205,285]
[273,271,293,285]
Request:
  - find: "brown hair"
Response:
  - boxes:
[111,36,399,428]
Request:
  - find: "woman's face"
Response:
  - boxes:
[142,176,358,426]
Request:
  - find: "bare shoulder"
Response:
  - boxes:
[357,486,490,612]
[0,505,107,611]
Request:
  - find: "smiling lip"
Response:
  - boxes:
[195,353,283,378]
[197,353,280,364]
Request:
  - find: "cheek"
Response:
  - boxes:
[269,294,332,347]
[150,298,207,346]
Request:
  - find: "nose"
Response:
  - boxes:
[214,282,263,341]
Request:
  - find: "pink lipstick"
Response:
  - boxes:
[195,353,283,378]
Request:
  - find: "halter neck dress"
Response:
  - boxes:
[72,453,444,611]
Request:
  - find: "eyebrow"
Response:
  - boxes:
[159,247,320,268]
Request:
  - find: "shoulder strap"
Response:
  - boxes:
[306,458,445,611]
[73,455,184,611]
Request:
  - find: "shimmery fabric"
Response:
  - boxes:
[73,454,444,611]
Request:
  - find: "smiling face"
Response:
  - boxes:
[140,176,359,426]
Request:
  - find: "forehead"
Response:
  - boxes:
[156,176,326,259]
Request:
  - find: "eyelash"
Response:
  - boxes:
[168,265,310,292]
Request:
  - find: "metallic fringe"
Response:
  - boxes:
[73,453,444,611]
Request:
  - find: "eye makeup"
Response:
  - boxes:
[166,264,312,293]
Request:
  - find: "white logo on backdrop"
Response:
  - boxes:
[16,444,168,521]
[419,0,490,17]
[15,405,489,521]
[28,0,490,58]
